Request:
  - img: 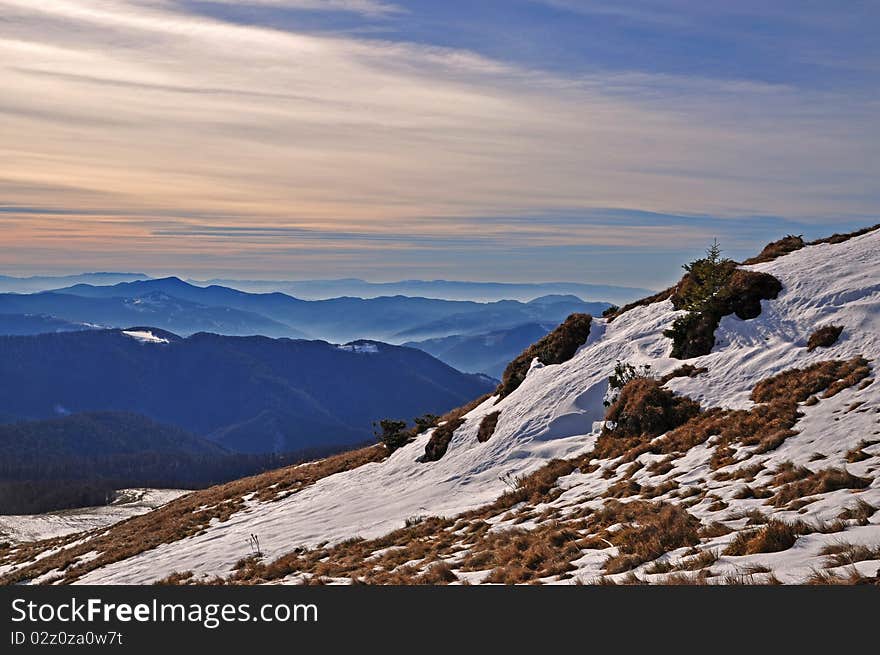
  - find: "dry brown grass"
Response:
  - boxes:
[0,444,386,585]
[659,364,709,384]
[820,542,880,568]
[477,411,501,443]
[598,501,701,574]
[699,522,733,538]
[752,357,871,403]
[770,467,871,508]
[723,519,810,556]
[846,440,878,463]
[809,223,880,246]
[805,568,876,585]
[742,235,805,265]
[807,325,844,351]
[837,499,877,525]
[496,313,592,398]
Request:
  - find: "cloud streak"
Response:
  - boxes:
[0,0,876,282]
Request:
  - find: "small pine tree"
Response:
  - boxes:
[680,239,733,312]
[374,418,409,452]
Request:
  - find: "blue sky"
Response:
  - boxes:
[0,1,877,287]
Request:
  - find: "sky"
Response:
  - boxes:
[0,1,877,287]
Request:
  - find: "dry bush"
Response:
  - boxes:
[742,234,805,264]
[477,411,501,443]
[602,378,701,440]
[807,325,844,351]
[496,313,592,398]
[422,416,465,462]
[417,561,459,585]
[723,519,810,556]
[604,478,642,498]
[770,467,871,508]
[769,461,812,487]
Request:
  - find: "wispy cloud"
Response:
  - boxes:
[0,0,876,282]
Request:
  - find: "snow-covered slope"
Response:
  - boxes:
[2,229,878,585]
[0,489,187,545]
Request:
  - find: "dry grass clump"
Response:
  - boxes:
[598,501,701,574]
[751,357,871,403]
[699,522,733,538]
[805,568,876,585]
[769,461,812,487]
[0,444,386,585]
[846,440,878,463]
[770,467,871,508]
[154,571,195,585]
[714,462,764,483]
[809,223,880,246]
[672,549,719,572]
[645,455,677,475]
[807,325,844,351]
[477,411,501,443]
[723,519,810,556]
[496,313,592,398]
[820,542,880,568]
[837,499,877,525]
[659,364,709,383]
[742,234,805,264]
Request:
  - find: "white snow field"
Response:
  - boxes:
[0,489,187,545]
[3,229,878,584]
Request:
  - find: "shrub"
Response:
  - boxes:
[604,360,653,407]
[477,411,501,443]
[413,414,440,434]
[603,378,701,440]
[742,234,805,265]
[422,416,465,462]
[374,419,410,453]
[807,325,843,351]
[496,313,592,398]
[602,305,620,318]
